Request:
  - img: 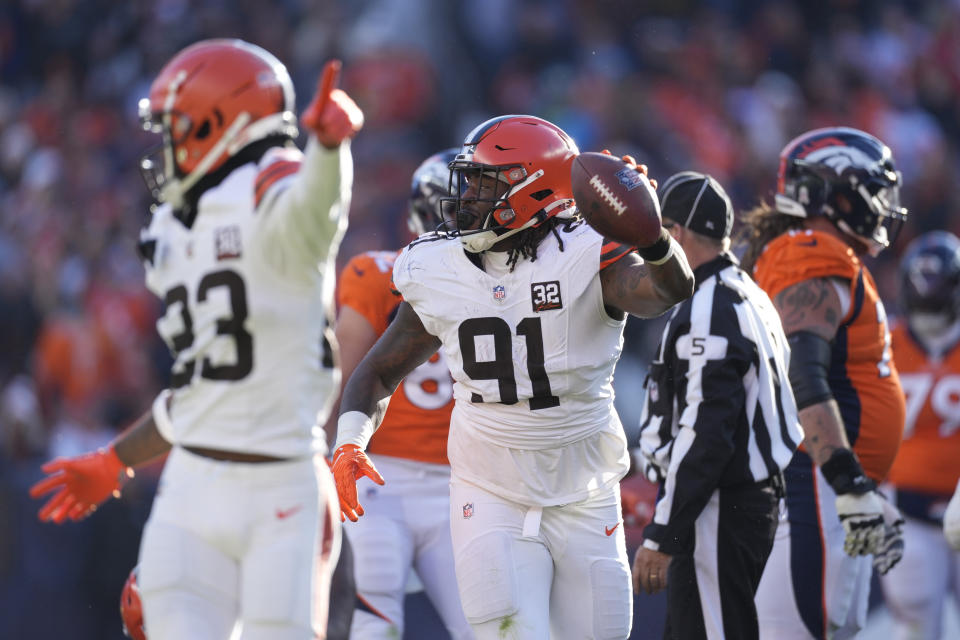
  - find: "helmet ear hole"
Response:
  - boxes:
[195,120,211,140]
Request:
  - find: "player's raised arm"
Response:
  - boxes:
[599,241,694,318]
[573,153,693,317]
[259,59,364,266]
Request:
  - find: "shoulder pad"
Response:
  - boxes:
[754,230,860,299]
[254,150,303,210]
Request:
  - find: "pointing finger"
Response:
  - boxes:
[316,59,342,114]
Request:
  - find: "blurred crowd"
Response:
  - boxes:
[1,0,958,638]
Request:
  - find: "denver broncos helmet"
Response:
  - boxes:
[900,230,960,331]
[774,127,907,255]
[120,566,146,640]
[138,39,298,209]
[442,115,579,253]
[408,148,459,236]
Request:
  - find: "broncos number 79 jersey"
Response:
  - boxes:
[393,221,632,504]
[141,142,351,458]
[887,321,960,498]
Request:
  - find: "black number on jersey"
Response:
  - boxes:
[458,316,559,410]
[164,285,195,388]
[162,269,254,387]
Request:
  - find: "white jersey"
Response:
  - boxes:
[141,140,351,458]
[393,221,631,505]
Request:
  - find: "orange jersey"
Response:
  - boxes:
[753,229,905,481]
[337,250,453,464]
[886,322,960,494]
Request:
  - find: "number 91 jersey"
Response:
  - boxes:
[393,222,631,504]
[141,145,348,458]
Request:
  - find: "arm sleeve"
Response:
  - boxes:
[599,238,636,271]
[643,292,750,554]
[259,139,353,271]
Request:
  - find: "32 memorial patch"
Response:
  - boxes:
[531,281,562,312]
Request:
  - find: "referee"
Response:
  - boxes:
[632,172,804,639]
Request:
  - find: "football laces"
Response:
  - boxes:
[589,175,626,216]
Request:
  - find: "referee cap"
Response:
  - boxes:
[659,171,734,240]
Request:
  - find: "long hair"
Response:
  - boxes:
[737,202,804,274]
[505,215,581,271]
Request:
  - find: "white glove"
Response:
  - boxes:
[944,480,960,551]
[872,495,905,575]
[835,491,885,556]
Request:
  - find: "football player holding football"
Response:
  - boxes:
[881,231,960,640]
[322,149,473,639]
[30,39,362,639]
[331,114,694,639]
[743,127,908,639]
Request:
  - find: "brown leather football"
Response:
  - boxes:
[571,152,661,247]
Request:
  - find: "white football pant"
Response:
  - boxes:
[345,454,472,639]
[138,447,340,640]
[449,477,632,640]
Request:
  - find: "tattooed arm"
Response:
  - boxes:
[774,277,844,341]
[339,301,441,422]
[774,276,849,466]
[600,249,694,319]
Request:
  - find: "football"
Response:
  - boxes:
[570,152,661,247]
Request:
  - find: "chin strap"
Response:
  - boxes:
[461,224,523,253]
[460,200,574,253]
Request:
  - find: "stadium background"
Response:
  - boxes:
[1,0,958,638]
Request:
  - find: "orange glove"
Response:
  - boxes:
[331,444,384,522]
[29,444,133,524]
[301,59,364,149]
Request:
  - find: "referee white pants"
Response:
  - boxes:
[449,477,632,640]
[138,447,340,640]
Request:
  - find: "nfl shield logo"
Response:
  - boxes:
[463,503,474,519]
[493,285,506,301]
[615,167,645,191]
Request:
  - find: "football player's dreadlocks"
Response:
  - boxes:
[505,216,582,272]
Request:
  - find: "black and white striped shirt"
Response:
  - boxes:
[637,253,803,553]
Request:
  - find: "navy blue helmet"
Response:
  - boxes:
[775,127,907,255]
[408,148,459,236]
[900,231,960,323]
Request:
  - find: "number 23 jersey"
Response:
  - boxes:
[393,222,632,505]
[141,143,350,458]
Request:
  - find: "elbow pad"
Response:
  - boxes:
[787,331,834,410]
